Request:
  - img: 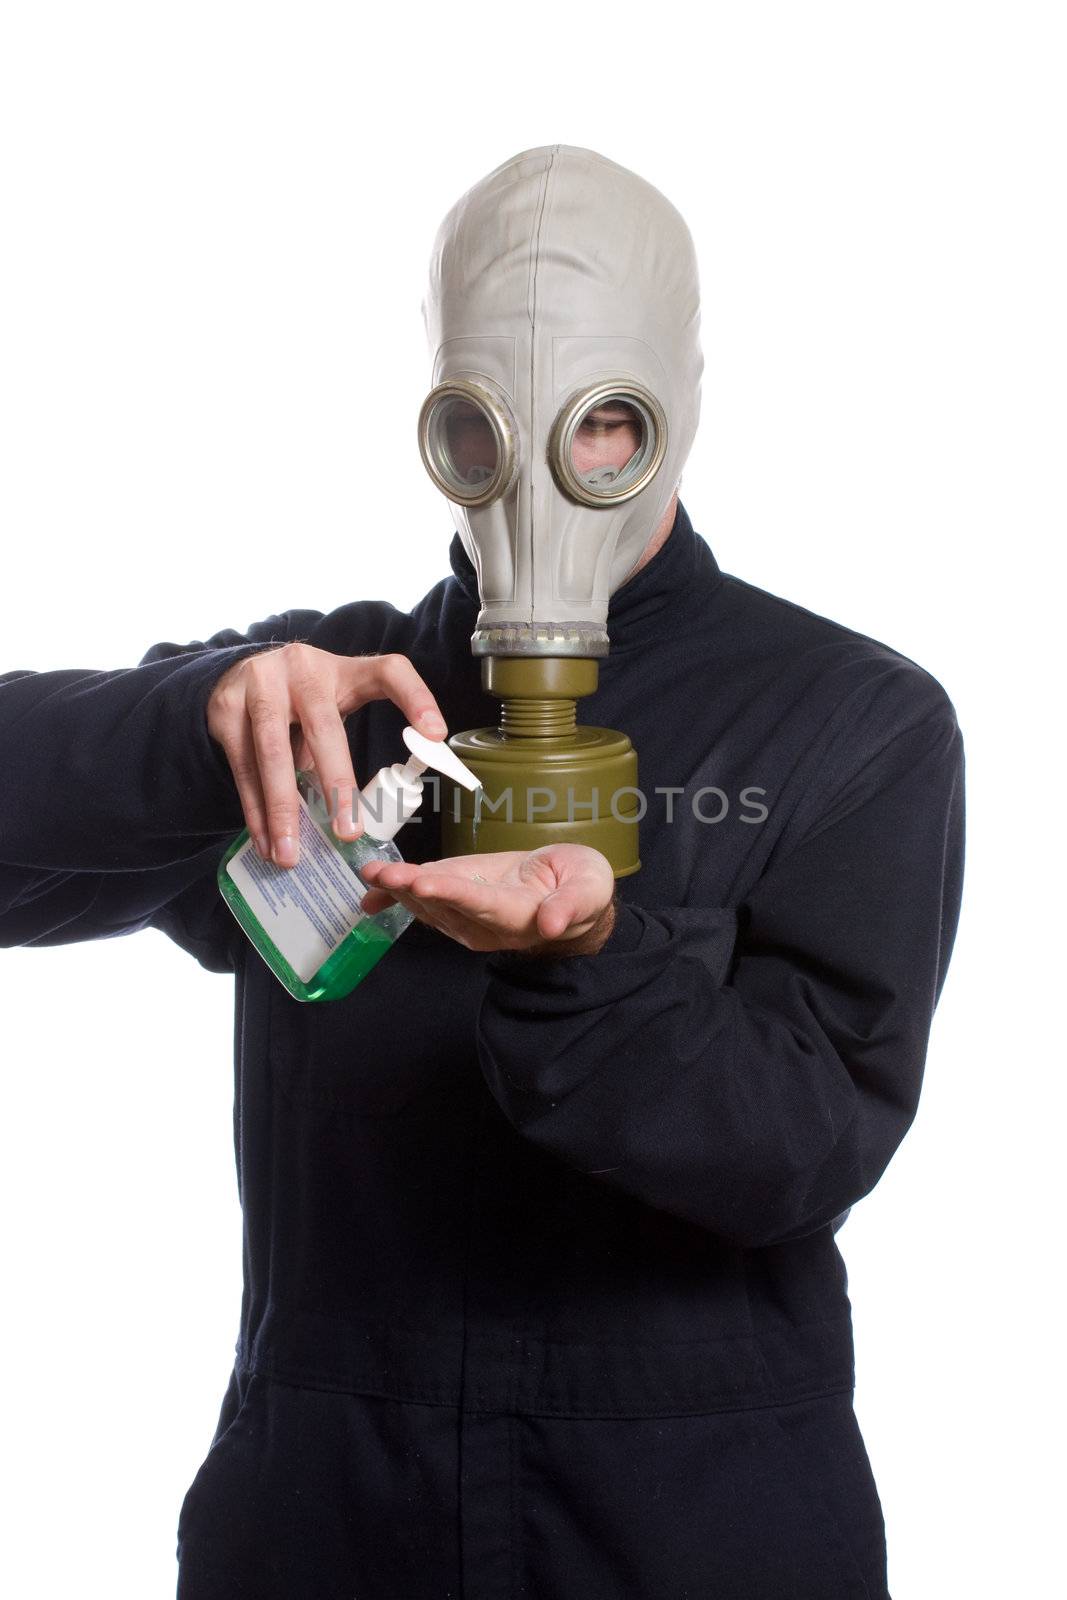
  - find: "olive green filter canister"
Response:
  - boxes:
[439,657,640,878]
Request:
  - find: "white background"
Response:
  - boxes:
[1,3,1062,1595]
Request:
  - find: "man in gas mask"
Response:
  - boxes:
[0,147,964,1598]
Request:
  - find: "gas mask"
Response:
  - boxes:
[419,145,703,874]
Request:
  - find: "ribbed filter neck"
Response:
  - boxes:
[498,696,578,738]
[480,656,599,737]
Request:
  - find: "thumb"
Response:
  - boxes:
[536,885,590,941]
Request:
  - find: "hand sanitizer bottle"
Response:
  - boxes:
[217,726,481,1002]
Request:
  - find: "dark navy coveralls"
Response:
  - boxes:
[0,503,965,1597]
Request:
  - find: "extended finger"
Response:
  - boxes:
[358,859,424,894]
[360,862,483,919]
[405,873,507,920]
[246,687,305,867]
[363,880,462,940]
[289,673,362,843]
[386,869,532,931]
[358,866,444,923]
[343,653,448,739]
[220,715,271,860]
[360,886,399,915]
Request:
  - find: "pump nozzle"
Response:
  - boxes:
[358,725,481,843]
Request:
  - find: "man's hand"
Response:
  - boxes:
[206,646,447,868]
[359,843,617,957]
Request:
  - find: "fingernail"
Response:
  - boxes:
[421,711,447,737]
[256,834,270,859]
[274,834,298,867]
[333,807,359,840]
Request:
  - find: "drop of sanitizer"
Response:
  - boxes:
[470,784,484,851]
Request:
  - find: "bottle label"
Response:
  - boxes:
[225,795,368,982]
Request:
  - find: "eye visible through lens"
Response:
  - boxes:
[571,399,645,490]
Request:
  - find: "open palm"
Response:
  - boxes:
[358,843,616,954]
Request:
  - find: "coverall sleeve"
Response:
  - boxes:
[0,610,320,968]
[476,688,966,1250]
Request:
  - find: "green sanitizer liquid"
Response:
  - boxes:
[217,772,414,1002]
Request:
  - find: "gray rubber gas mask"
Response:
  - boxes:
[420,146,704,874]
[419,144,704,658]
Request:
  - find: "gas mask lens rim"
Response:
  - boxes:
[418,379,518,508]
[549,382,668,506]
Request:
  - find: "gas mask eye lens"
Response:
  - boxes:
[550,384,668,506]
[573,400,644,489]
[441,400,496,485]
[418,381,517,507]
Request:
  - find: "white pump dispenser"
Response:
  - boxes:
[359,726,482,842]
